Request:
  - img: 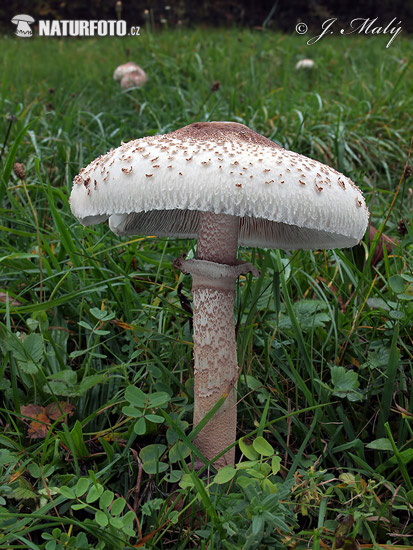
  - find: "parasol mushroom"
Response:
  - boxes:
[113,62,147,89]
[70,121,369,468]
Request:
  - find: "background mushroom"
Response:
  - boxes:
[295,58,315,70]
[70,121,369,468]
[11,14,35,37]
[113,62,147,89]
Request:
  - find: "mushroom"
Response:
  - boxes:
[113,62,147,89]
[120,71,147,90]
[11,14,35,37]
[70,122,369,468]
[295,58,315,70]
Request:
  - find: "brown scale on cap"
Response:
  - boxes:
[73,174,84,186]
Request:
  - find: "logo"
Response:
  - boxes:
[11,14,35,37]
[11,14,140,38]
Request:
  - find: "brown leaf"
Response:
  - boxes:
[369,225,397,267]
[21,404,45,418]
[45,401,75,421]
[26,413,50,439]
[134,521,169,547]
[22,401,75,439]
[0,292,21,306]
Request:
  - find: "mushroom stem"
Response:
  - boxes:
[191,211,239,467]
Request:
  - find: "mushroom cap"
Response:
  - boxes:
[120,70,147,89]
[70,122,369,250]
[11,14,35,23]
[295,59,315,70]
[113,62,146,82]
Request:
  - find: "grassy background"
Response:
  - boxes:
[0,28,412,549]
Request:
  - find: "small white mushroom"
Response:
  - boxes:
[113,62,147,89]
[295,58,315,70]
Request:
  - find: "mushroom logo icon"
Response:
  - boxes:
[11,14,35,37]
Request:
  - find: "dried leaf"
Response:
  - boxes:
[27,413,50,439]
[369,225,397,267]
[21,404,45,418]
[21,401,75,439]
[0,293,21,306]
[45,401,75,421]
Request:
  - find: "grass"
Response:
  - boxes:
[0,27,412,549]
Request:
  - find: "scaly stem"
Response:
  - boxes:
[191,211,239,467]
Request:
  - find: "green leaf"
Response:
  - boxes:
[122,406,142,418]
[78,374,107,395]
[214,465,237,484]
[4,332,44,373]
[110,497,126,516]
[78,320,93,330]
[44,369,77,396]
[252,436,274,457]
[179,473,195,489]
[278,299,330,332]
[168,441,191,464]
[72,503,87,510]
[271,455,281,475]
[239,437,259,460]
[330,366,362,401]
[122,510,136,527]
[75,477,90,498]
[168,510,179,524]
[95,510,108,527]
[385,448,413,467]
[125,386,148,408]
[364,348,390,369]
[134,417,146,435]
[389,275,405,294]
[141,498,164,516]
[59,486,75,499]
[11,478,37,500]
[252,515,264,536]
[366,438,393,451]
[86,484,104,503]
[367,297,390,311]
[109,516,124,529]
[99,489,114,509]
[140,444,168,474]
[145,414,165,423]
[148,391,170,408]
[390,310,405,320]
[90,307,115,321]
